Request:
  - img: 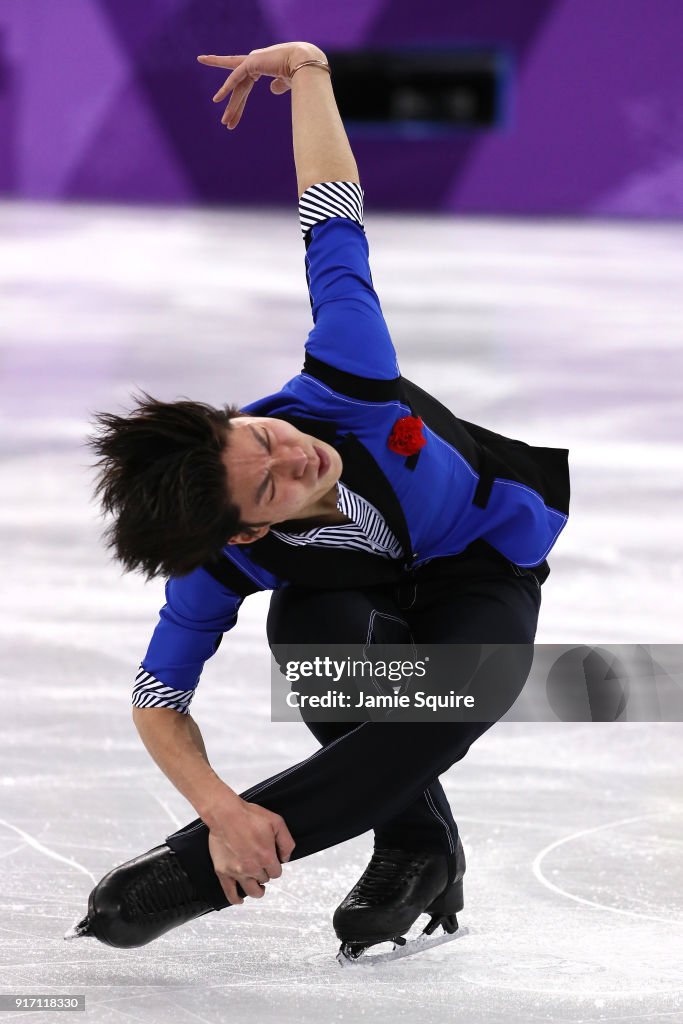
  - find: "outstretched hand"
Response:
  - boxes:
[197,42,326,129]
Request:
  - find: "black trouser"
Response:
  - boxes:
[165,557,542,910]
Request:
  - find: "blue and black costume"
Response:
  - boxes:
[138,182,570,908]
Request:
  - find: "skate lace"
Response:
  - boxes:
[124,855,201,922]
[352,848,429,905]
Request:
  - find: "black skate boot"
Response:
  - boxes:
[334,836,466,964]
[64,844,216,948]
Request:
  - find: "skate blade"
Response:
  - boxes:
[336,925,469,968]
[63,915,92,941]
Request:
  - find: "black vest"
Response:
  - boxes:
[203,364,569,596]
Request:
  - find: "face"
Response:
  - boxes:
[221,416,342,544]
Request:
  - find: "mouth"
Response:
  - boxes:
[314,446,330,479]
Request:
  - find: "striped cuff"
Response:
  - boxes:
[299,181,364,238]
[132,666,195,715]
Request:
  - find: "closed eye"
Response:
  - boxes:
[263,429,275,502]
[249,424,275,506]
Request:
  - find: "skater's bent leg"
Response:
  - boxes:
[166,573,540,909]
[166,719,491,908]
[257,571,542,869]
[378,572,540,858]
[373,569,543,855]
[267,584,459,856]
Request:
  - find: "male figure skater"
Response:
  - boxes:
[69,40,570,962]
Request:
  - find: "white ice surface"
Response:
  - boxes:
[0,201,682,1023]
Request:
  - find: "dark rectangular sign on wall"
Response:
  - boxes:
[327,47,508,135]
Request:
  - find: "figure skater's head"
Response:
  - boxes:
[86,393,341,579]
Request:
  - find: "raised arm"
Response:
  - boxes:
[289,47,359,195]
[198,41,399,383]
[197,41,359,196]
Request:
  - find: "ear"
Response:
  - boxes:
[227,525,271,545]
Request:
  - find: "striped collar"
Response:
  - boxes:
[270,480,403,559]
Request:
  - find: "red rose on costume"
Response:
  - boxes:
[387,415,427,456]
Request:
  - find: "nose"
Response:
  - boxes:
[270,445,310,480]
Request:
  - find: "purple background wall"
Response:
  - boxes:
[2,0,682,216]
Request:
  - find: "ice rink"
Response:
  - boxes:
[1,200,682,1023]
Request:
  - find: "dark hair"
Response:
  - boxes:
[86,392,269,580]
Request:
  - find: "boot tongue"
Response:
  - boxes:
[373,847,428,865]
[358,849,428,903]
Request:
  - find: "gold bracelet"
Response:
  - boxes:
[289,58,331,79]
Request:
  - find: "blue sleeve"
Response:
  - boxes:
[300,181,399,381]
[132,567,243,715]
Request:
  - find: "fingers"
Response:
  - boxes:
[240,876,267,899]
[213,69,241,104]
[270,77,291,95]
[213,64,248,104]
[221,876,244,906]
[218,873,266,902]
[200,52,287,129]
[221,872,266,901]
[197,54,248,69]
[221,77,257,128]
[197,54,250,110]
[200,55,290,130]
[274,819,296,865]
[263,858,282,881]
